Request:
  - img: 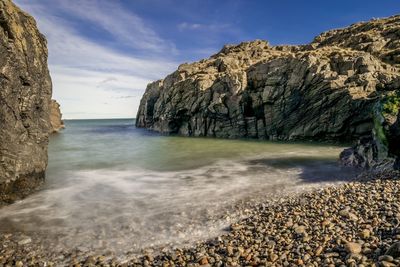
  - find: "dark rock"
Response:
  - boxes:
[385,242,400,258]
[339,136,380,169]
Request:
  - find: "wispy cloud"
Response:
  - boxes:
[14,0,178,119]
[56,0,177,54]
[178,22,231,32]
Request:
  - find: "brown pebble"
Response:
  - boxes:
[199,257,208,265]
[345,242,362,254]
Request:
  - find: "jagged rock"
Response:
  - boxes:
[0,0,53,204]
[49,99,64,133]
[339,136,380,168]
[137,15,400,167]
[340,95,400,169]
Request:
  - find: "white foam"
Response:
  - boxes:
[0,152,357,258]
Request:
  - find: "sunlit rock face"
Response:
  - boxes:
[50,99,64,134]
[0,0,54,203]
[137,15,400,168]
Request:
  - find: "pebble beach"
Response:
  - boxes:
[1,170,400,266]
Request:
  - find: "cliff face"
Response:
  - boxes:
[50,99,64,133]
[0,0,53,204]
[137,15,400,168]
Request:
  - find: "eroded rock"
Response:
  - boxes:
[0,0,53,204]
[49,99,64,133]
[136,16,400,168]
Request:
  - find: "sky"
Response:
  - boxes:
[14,0,400,119]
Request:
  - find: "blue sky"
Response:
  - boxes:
[14,0,400,119]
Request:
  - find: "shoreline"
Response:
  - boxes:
[125,170,400,267]
[1,171,400,266]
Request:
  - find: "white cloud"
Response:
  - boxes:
[14,0,178,119]
[178,22,231,32]
[56,0,177,54]
[51,67,147,119]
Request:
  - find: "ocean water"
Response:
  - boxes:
[0,119,358,257]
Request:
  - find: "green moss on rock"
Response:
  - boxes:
[382,92,400,117]
[373,115,388,147]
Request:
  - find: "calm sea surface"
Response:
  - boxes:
[0,119,358,256]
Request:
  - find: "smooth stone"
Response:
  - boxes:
[294,226,306,234]
[385,242,400,258]
[345,242,362,254]
[17,237,32,246]
[359,229,370,239]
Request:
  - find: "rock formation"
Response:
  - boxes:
[50,99,64,133]
[136,15,400,168]
[0,0,53,204]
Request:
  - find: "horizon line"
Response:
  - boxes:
[64,117,136,121]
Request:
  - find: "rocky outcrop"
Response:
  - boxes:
[340,98,400,169]
[0,0,53,204]
[49,99,64,133]
[137,15,400,168]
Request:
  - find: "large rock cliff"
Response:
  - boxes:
[0,0,53,204]
[137,15,400,168]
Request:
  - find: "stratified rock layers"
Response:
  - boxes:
[137,15,400,167]
[0,0,53,203]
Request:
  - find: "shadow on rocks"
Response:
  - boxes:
[245,156,361,183]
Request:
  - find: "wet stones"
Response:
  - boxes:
[2,172,400,266]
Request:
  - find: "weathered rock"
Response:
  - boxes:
[49,99,64,133]
[136,15,400,167]
[340,136,381,169]
[0,0,53,204]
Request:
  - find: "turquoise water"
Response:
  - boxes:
[0,119,358,256]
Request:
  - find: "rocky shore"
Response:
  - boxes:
[0,2,399,266]
[1,171,400,266]
[136,15,400,169]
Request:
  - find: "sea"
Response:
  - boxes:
[0,119,358,257]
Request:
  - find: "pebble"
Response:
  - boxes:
[294,225,306,234]
[315,246,324,256]
[345,242,362,254]
[379,255,394,262]
[17,237,32,245]
[199,257,208,265]
[1,170,400,266]
[385,241,400,258]
[359,229,370,239]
